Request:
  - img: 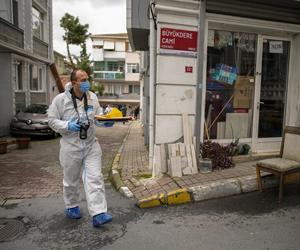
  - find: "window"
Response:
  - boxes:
[0,0,12,22]
[29,64,44,91]
[205,30,257,140]
[134,85,140,95]
[123,85,129,94]
[32,6,44,40]
[15,61,23,90]
[128,85,140,95]
[127,63,139,73]
[94,61,105,71]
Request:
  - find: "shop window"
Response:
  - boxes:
[29,64,44,91]
[32,6,44,40]
[205,30,257,140]
[127,63,139,73]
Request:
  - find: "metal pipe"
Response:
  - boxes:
[149,0,156,172]
[195,0,206,163]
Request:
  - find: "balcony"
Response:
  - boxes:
[0,17,24,49]
[33,36,48,58]
[94,71,125,80]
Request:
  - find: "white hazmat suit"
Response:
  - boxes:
[48,87,107,217]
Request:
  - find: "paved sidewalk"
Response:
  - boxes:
[0,123,129,206]
[114,121,278,207]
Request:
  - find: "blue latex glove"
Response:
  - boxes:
[68,120,81,132]
[80,81,90,93]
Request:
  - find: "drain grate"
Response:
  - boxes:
[0,218,24,242]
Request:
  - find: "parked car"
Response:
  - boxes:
[10,104,59,138]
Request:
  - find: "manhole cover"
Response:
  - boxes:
[0,219,24,242]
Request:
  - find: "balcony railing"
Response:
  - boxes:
[0,17,23,48]
[33,36,48,58]
[94,71,125,80]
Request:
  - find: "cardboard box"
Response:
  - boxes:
[233,76,254,109]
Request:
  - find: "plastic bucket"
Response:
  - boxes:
[199,158,212,173]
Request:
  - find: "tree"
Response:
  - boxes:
[74,43,93,81]
[60,13,90,68]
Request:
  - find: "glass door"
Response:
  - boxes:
[253,36,290,152]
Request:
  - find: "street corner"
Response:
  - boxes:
[166,188,191,205]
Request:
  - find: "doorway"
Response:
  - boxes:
[253,36,290,152]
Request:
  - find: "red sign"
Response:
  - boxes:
[160,28,198,52]
[185,66,193,73]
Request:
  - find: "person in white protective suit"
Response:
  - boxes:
[48,69,112,227]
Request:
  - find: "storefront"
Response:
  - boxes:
[127,0,300,168]
[204,13,300,153]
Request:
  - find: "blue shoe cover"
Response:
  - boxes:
[66,206,81,219]
[92,212,112,227]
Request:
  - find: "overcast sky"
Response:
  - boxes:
[52,0,126,57]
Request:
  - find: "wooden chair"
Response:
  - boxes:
[256,126,300,202]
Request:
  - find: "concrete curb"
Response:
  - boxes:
[110,123,134,199]
[137,188,191,208]
[137,174,278,209]
[189,174,278,202]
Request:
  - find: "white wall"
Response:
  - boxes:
[126,52,140,63]
[286,33,300,126]
[104,51,125,59]
[154,1,199,144]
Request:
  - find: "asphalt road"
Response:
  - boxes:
[1,184,300,250]
[1,123,300,249]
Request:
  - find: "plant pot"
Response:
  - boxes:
[199,158,212,173]
[17,137,30,149]
[0,141,8,154]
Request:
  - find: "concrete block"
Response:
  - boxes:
[167,189,191,205]
[189,178,241,202]
[111,170,123,191]
[237,175,258,193]
[119,186,134,198]
[137,193,166,208]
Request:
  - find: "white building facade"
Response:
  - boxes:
[91,33,141,116]
[0,0,56,136]
[127,0,300,169]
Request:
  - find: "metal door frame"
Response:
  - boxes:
[252,35,292,153]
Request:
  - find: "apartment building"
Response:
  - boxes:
[0,0,56,136]
[90,33,141,116]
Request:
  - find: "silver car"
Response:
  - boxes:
[10,104,59,138]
